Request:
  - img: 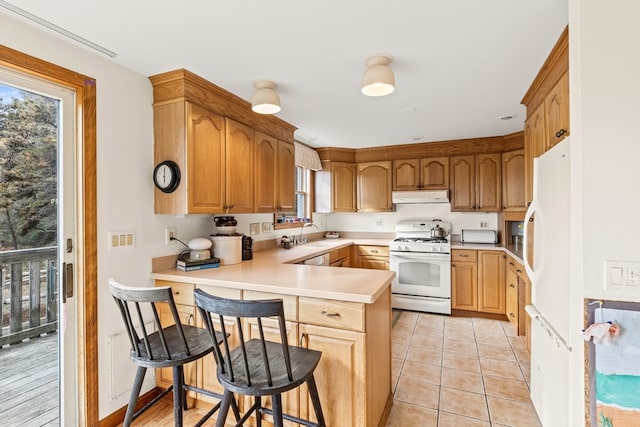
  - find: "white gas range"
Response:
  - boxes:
[389,219,452,315]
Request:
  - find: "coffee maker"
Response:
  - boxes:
[242,235,253,260]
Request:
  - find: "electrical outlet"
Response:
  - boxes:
[165,227,176,245]
[250,223,260,235]
[375,220,383,227]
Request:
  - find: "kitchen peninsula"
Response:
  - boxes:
[152,239,395,427]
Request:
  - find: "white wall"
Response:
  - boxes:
[325,204,498,237]
[0,13,217,418]
[567,0,640,424]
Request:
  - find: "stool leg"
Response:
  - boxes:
[215,390,233,427]
[307,375,326,427]
[172,366,184,427]
[123,366,146,427]
[255,396,262,427]
[272,394,284,427]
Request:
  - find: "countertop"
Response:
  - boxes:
[451,241,525,264]
[152,238,394,304]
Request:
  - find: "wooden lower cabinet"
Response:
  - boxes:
[506,258,519,333]
[329,246,351,267]
[505,255,532,348]
[477,250,506,314]
[299,323,365,426]
[451,249,506,315]
[355,245,389,270]
[155,281,392,427]
[451,260,478,311]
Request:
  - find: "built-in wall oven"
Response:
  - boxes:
[390,220,452,315]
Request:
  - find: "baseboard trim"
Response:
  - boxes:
[98,387,164,427]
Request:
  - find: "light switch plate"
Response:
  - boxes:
[262,222,273,233]
[604,260,640,297]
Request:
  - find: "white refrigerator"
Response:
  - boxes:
[523,137,573,426]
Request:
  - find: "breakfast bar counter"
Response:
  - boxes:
[152,238,394,303]
[151,238,394,427]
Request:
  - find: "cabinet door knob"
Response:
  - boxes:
[555,129,567,138]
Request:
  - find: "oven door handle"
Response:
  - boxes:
[390,253,450,260]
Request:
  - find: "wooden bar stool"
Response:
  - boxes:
[194,288,326,427]
[108,279,237,427]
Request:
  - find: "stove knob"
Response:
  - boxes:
[404,246,410,251]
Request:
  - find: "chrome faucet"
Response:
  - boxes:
[298,222,319,244]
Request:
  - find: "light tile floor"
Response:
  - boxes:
[386,310,542,427]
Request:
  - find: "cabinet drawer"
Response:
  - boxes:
[356,245,389,257]
[452,249,477,262]
[299,297,364,332]
[195,284,242,300]
[157,280,194,306]
[243,290,298,321]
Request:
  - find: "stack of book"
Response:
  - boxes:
[176,257,221,271]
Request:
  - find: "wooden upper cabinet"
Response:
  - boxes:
[393,157,449,190]
[315,161,356,213]
[332,162,357,212]
[522,27,569,206]
[357,161,392,212]
[476,153,501,212]
[254,131,277,212]
[545,72,570,150]
[450,155,475,211]
[421,157,449,190]
[393,159,419,190]
[225,118,255,213]
[502,149,526,211]
[524,102,546,206]
[450,154,501,212]
[150,69,297,215]
[186,103,226,214]
[277,141,295,212]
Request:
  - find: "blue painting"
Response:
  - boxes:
[595,308,640,427]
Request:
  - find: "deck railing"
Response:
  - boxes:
[0,247,58,346]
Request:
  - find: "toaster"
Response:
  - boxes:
[461,229,498,244]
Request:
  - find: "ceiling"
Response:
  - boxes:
[1,1,568,149]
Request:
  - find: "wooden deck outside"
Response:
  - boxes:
[0,332,58,426]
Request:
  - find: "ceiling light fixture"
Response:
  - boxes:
[251,80,281,115]
[361,54,395,97]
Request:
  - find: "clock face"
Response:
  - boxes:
[153,160,181,193]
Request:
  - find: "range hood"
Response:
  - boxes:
[392,190,449,204]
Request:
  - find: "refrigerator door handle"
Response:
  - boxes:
[523,199,536,280]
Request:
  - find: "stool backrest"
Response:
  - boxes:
[108,278,191,361]
[194,288,292,387]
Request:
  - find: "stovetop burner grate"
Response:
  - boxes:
[393,237,449,244]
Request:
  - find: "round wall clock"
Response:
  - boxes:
[153,160,181,193]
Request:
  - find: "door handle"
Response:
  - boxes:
[62,262,74,302]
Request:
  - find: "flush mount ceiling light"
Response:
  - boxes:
[251,80,281,114]
[361,54,395,97]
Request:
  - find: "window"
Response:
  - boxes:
[295,165,311,220]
